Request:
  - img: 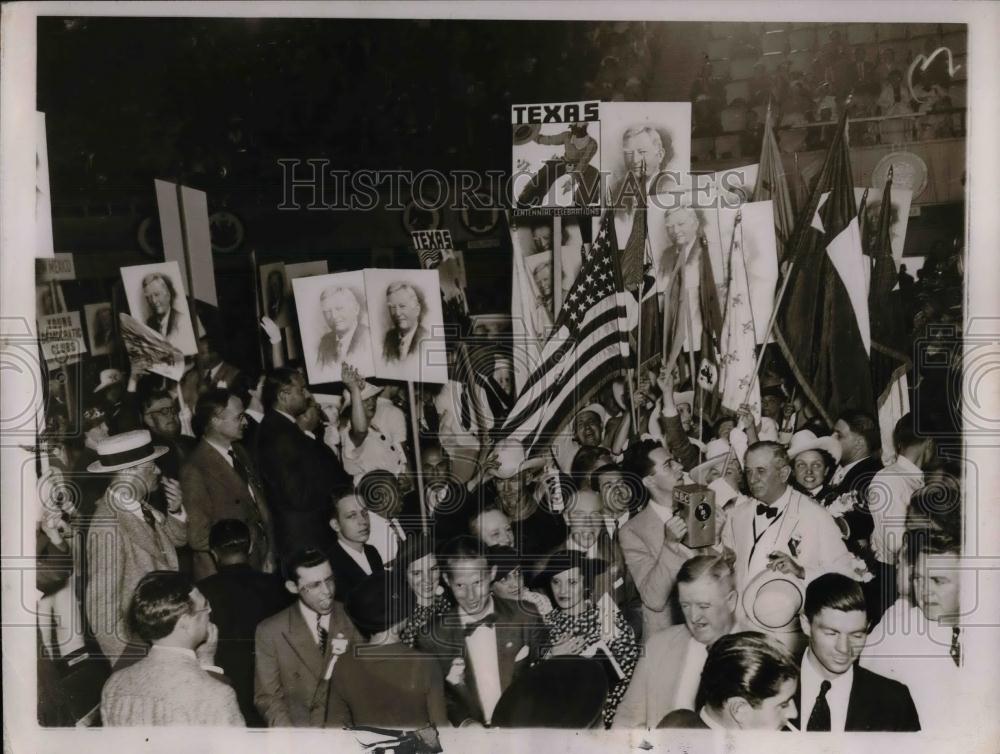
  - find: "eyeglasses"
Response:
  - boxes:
[145,406,178,419]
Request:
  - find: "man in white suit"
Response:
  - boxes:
[721,442,852,595]
[614,554,739,728]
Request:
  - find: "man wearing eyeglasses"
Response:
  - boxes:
[254,549,361,727]
[141,388,196,482]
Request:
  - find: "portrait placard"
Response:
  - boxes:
[291,270,375,385]
[120,260,197,356]
[83,301,115,356]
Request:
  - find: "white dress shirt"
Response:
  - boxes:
[799,648,853,732]
[869,455,923,564]
[397,328,418,360]
[367,512,406,564]
[298,601,331,646]
[673,637,709,712]
[459,598,503,724]
[337,539,373,576]
[829,456,866,487]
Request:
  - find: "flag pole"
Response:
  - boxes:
[406,380,429,534]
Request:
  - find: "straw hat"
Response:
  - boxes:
[689,438,738,486]
[86,429,168,473]
[740,568,805,635]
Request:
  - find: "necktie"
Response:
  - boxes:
[806,680,832,731]
[228,448,253,489]
[317,615,328,654]
[459,385,472,432]
[756,503,778,519]
[140,504,158,530]
[463,613,497,638]
[621,205,646,290]
[950,627,961,667]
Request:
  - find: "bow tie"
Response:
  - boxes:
[756,503,778,519]
[463,613,497,637]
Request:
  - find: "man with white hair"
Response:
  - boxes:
[316,286,369,368]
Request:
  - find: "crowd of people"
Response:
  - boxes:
[35,315,963,734]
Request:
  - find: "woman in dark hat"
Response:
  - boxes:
[328,569,448,730]
[389,533,452,648]
[532,549,639,728]
[486,545,553,618]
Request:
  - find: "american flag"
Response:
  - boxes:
[499,211,631,452]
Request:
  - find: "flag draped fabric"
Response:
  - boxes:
[753,104,795,261]
[867,171,912,460]
[773,110,875,426]
[500,211,631,453]
[719,213,762,420]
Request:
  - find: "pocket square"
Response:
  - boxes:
[514,645,530,662]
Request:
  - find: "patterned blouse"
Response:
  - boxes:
[545,602,639,728]
[399,593,452,648]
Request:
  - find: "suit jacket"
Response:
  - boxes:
[85,494,188,663]
[254,601,362,727]
[202,360,241,391]
[101,645,244,726]
[821,455,883,550]
[383,323,429,362]
[658,708,708,729]
[181,439,275,580]
[326,539,384,603]
[793,664,921,732]
[721,488,852,593]
[619,504,689,639]
[613,624,699,729]
[197,563,294,726]
[317,324,370,367]
[255,410,349,557]
[415,596,546,726]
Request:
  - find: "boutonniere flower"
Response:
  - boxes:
[331,634,348,655]
[827,491,859,518]
[787,534,803,559]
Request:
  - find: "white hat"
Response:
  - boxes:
[672,390,694,409]
[787,429,842,464]
[689,438,738,486]
[93,368,125,394]
[576,403,609,428]
[492,441,546,480]
[87,429,168,473]
[740,568,806,635]
[758,416,779,442]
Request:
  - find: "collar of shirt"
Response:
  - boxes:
[338,323,358,355]
[245,407,263,424]
[891,454,923,477]
[800,648,853,732]
[458,598,496,626]
[276,409,298,426]
[205,437,234,466]
[302,429,316,440]
[208,361,222,381]
[833,456,867,484]
[298,600,331,643]
[754,485,793,518]
[648,499,673,524]
[398,327,418,356]
[150,644,197,662]
[699,706,725,730]
[337,538,373,575]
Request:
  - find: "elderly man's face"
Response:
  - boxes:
[387,287,421,333]
[574,410,604,447]
[143,278,172,316]
[745,447,789,504]
[623,131,664,177]
[321,290,358,334]
[665,209,700,248]
[532,263,553,299]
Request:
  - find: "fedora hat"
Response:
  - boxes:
[87,429,168,473]
[93,368,124,394]
[787,429,842,464]
[689,438,738,486]
[740,568,805,635]
[529,549,607,591]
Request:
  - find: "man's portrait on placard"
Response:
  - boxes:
[120,261,197,356]
[84,302,115,356]
[364,268,447,384]
[291,270,375,385]
[259,262,292,328]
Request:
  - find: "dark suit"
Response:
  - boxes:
[151,432,197,481]
[821,455,883,554]
[181,439,275,580]
[326,539,384,603]
[255,410,349,558]
[197,563,294,726]
[794,664,921,732]
[317,323,370,367]
[254,601,362,727]
[383,323,429,362]
[415,597,547,726]
[204,360,241,390]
